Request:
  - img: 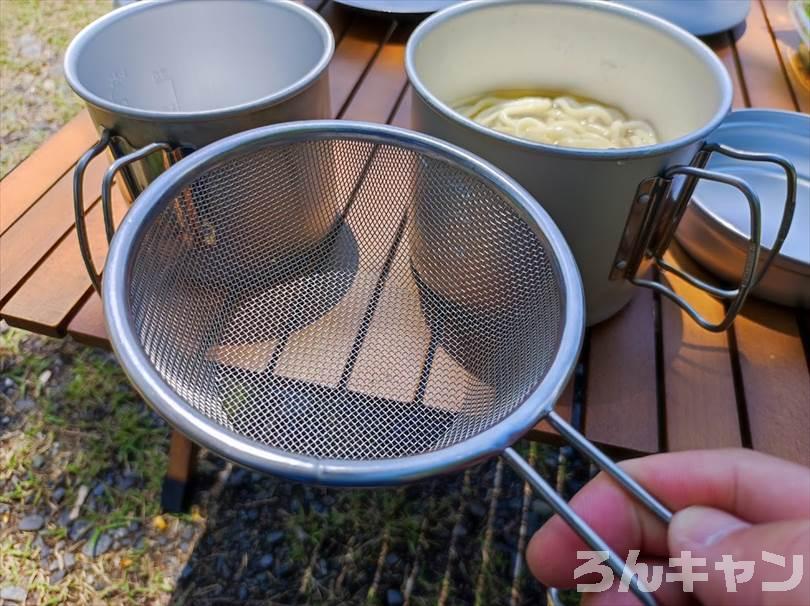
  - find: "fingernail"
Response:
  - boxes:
[670,506,750,550]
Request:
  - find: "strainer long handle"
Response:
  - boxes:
[503,412,674,606]
[504,448,658,605]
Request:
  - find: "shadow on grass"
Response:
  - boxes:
[170,445,556,606]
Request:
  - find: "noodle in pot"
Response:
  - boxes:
[453,90,659,149]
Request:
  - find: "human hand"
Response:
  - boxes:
[527,449,810,605]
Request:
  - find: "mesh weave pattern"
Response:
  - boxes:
[128,135,564,460]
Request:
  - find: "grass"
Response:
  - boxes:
[0,327,179,605]
[0,0,108,176]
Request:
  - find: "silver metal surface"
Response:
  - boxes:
[67,0,334,283]
[677,110,810,308]
[104,121,584,483]
[103,121,673,606]
[503,447,659,606]
[547,411,672,524]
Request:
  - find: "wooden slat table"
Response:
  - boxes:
[2,0,808,509]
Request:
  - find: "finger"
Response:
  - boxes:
[527,449,810,589]
[668,506,810,606]
[578,557,698,606]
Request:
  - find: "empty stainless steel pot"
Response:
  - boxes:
[65,0,334,292]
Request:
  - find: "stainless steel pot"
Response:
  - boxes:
[65,0,334,292]
[405,0,796,331]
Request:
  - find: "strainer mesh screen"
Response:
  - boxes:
[128,136,564,460]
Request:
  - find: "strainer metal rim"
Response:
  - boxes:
[103,120,585,486]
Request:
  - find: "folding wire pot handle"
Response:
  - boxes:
[611,142,797,332]
[100,121,671,606]
[73,130,178,293]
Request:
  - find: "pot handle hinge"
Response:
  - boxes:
[610,143,796,333]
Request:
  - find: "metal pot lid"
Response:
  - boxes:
[676,109,810,308]
[335,0,460,15]
[615,1,750,36]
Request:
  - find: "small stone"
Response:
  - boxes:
[531,499,553,518]
[267,530,284,545]
[32,454,45,469]
[15,398,35,412]
[116,473,138,491]
[258,554,274,569]
[386,589,404,606]
[452,524,467,538]
[19,514,44,531]
[63,553,75,570]
[82,532,112,558]
[180,525,195,541]
[43,79,55,92]
[69,520,92,542]
[0,586,27,602]
[52,487,65,503]
[3,377,13,389]
[50,569,66,584]
[38,369,52,386]
[92,483,106,497]
[57,510,71,528]
[227,468,247,486]
[17,32,43,60]
[1,416,10,425]
[179,541,190,552]
[113,527,129,540]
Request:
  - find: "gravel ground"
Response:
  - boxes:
[0,2,590,604]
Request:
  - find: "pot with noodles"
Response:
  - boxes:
[406,0,796,331]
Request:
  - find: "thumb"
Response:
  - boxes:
[668,506,810,606]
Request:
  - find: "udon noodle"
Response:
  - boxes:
[453,90,658,149]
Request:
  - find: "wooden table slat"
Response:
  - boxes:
[660,244,743,450]
[3,186,127,335]
[66,293,107,349]
[706,32,748,109]
[734,299,810,465]
[761,0,810,114]
[734,0,799,110]
[0,111,97,235]
[584,286,659,455]
[341,23,411,123]
[329,16,393,118]
[0,146,107,306]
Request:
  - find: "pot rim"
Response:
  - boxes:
[64,0,334,123]
[405,0,734,160]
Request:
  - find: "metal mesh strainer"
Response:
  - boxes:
[103,122,670,606]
